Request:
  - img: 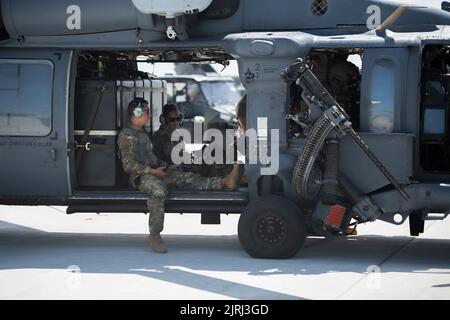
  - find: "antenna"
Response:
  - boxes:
[378,5,427,30]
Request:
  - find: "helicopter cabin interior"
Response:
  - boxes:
[68,48,364,213]
[70,50,247,217]
[419,45,450,178]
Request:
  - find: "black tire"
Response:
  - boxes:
[238,196,307,259]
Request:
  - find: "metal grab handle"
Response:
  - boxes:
[75,141,91,151]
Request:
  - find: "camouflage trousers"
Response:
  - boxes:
[137,171,223,234]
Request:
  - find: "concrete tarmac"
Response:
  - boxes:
[0,205,449,300]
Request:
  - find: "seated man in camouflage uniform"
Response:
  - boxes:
[118,98,242,253]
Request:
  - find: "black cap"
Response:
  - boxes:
[162,103,181,117]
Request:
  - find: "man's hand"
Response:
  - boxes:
[146,166,167,178]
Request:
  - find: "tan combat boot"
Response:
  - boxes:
[148,233,168,253]
[343,226,358,236]
[222,163,244,190]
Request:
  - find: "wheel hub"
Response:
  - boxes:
[256,215,286,245]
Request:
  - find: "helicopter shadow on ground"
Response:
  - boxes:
[1,220,450,299]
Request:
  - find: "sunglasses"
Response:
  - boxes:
[168,117,182,122]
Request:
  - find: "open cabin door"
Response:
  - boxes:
[0,49,73,198]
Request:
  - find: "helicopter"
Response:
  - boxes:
[2,0,450,259]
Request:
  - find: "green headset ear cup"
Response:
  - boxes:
[133,107,143,118]
[133,100,143,118]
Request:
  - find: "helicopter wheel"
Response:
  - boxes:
[238,196,307,259]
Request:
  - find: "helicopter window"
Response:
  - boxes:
[200,81,240,107]
[0,60,53,136]
[367,59,396,133]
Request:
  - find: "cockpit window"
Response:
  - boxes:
[200,81,240,107]
[0,60,53,136]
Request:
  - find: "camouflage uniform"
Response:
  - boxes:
[118,123,223,234]
[153,124,233,177]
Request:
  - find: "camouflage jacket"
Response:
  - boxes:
[118,123,167,182]
[152,125,181,165]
